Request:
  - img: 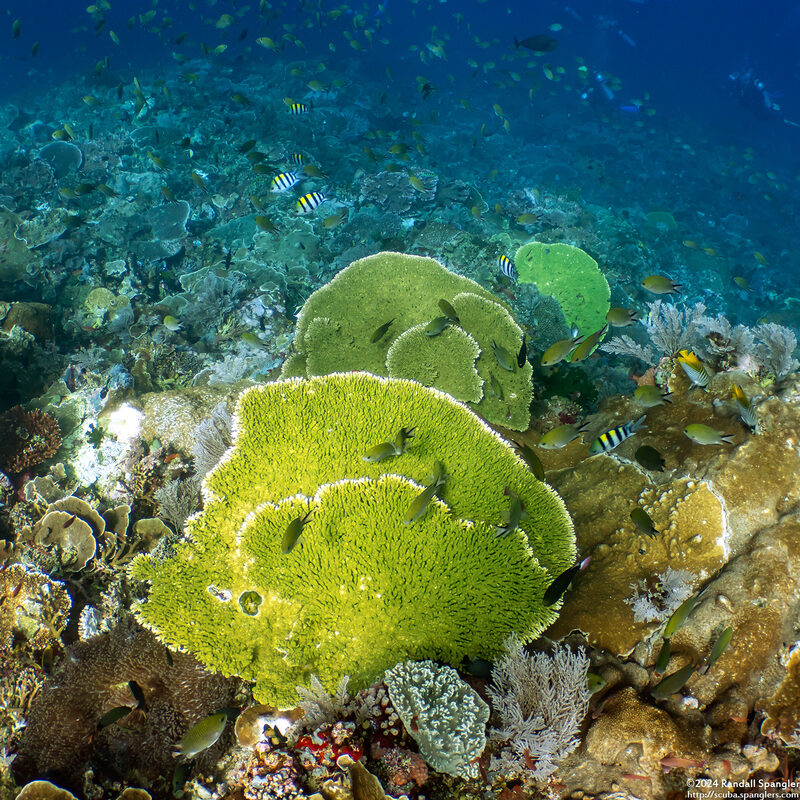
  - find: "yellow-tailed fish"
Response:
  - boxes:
[642,275,682,295]
[683,424,735,446]
[606,306,639,326]
[282,509,313,553]
[541,333,584,367]
[588,415,646,455]
[538,421,590,450]
[570,324,608,362]
[732,384,757,429]
[163,315,182,332]
[634,385,673,407]
[676,349,710,388]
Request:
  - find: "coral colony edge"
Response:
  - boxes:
[2,2,800,799]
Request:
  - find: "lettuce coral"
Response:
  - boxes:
[281,251,533,430]
[514,242,610,337]
[130,373,574,706]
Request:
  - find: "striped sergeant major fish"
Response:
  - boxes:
[296,191,326,213]
[676,349,710,389]
[497,253,517,280]
[589,414,646,455]
[289,102,309,115]
[270,172,300,192]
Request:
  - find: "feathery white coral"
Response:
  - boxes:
[487,636,590,784]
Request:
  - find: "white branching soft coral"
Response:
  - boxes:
[624,566,696,623]
[286,674,355,742]
[487,636,590,784]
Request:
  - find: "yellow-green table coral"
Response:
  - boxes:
[514,242,610,336]
[281,251,533,431]
[130,373,575,706]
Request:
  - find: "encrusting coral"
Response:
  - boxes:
[280,251,534,430]
[0,406,62,474]
[129,373,575,706]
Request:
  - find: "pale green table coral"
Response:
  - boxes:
[281,251,533,431]
[130,373,574,706]
[514,242,610,336]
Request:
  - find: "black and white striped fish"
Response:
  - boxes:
[589,414,646,455]
[296,191,326,213]
[288,153,304,167]
[497,253,517,280]
[270,172,299,192]
[288,102,309,115]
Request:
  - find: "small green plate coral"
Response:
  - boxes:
[514,242,610,336]
[281,251,533,431]
[129,373,574,706]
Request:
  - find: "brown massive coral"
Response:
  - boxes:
[13,616,239,796]
[0,406,62,473]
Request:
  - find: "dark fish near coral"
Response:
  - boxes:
[606,306,639,327]
[370,318,394,343]
[462,656,493,679]
[512,440,544,480]
[491,340,515,372]
[589,415,646,455]
[283,509,313,553]
[514,34,557,52]
[543,556,590,606]
[128,679,148,711]
[541,333,584,367]
[654,639,671,674]
[663,594,702,639]
[437,298,460,324]
[517,334,527,368]
[650,663,696,700]
[630,507,658,538]
[488,372,504,400]
[495,493,527,538]
[424,316,450,337]
[642,275,682,295]
[97,705,133,729]
[255,215,277,232]
[403,461,447,525]
[238,139,258,154]
[635,444,665,471]
[698,626,733,675]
